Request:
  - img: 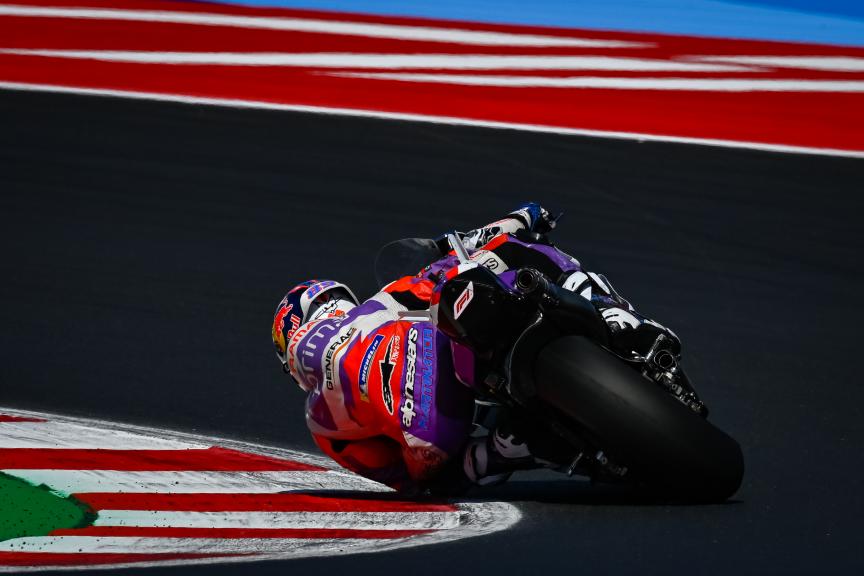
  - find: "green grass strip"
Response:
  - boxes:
[0,472,96,542]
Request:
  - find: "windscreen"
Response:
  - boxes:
[373,238,441,289]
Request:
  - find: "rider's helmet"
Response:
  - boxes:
[271,280,359,383]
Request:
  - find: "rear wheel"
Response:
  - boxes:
[534,336,744,502]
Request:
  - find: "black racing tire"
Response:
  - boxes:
[534,336,744,502]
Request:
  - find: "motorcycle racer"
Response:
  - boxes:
[271,203,680,493]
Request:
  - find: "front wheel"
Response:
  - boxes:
[534,336,744,502]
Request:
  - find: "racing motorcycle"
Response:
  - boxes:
[375,233,744,502]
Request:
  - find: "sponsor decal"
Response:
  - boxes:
[298,321,339,390]
[310,297,348,321]
[358,334,385,402]
[417,327,435,431]
[389,335,401,363]
[482,257,499,271]
[306,280,336,299]
[286,321,316,377]
[470,249,506,272]
[401,327,435,431]
[288,281,316,295]
[401,328,418,427]
[274,299,302,358]
[289,314,302,335]
[272,302,293,354]
[316,298,339,314]
[453,281,474,319]
[379,338,396,415]
[324,327,356,390]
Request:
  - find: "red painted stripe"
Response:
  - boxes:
[0,446,327,471]
[3,15,863,60]
[0,54,859,152]
[11,0,864,56]
[0,552,246,567]
[51,526,430,539]
[1,0,861,152]
[0,415,46,422]
[74,492,458,512]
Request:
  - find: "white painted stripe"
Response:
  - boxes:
[95,510,459,530]
[1,469,385,494]
[1,82,860,159]
[0,5,645,48]
[0,536,378,554]
[0,421,205,450]
[328,72,864,92]
[0,504,519,559]
[0,407,522,571]
[0,50,746,72]
[695,55,864,72]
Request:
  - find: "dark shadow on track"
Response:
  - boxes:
[1,89,862,575]
[469,480,745,506]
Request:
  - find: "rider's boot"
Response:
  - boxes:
[462,428,542,486]
[561,270,681,359]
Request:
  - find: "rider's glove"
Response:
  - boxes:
[509,202,557,234]
[435,202,558,255]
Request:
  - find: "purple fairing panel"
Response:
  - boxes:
[506,235,582,275]
[497,270,518,290]
[399,322,474,457]
[418,235,581,292]
[451,341,477,388]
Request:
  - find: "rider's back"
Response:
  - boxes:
[286,290,474,490]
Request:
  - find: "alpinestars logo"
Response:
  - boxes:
[379,338,396,414]
[454,281,475,320]
[401,328,418,427]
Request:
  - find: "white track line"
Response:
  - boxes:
[330,72,864,92]
[0,536,379,554]
[0,406,339,470]
[0,50,747,71]
[0,469,381,494]
[0,407,522,571]
[0,5,645,48]
[94,510,460,530]
[1,82,860,159]
[0,421,205,450]
[694,55,864,71]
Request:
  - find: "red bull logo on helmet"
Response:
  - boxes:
[272,301,301,357]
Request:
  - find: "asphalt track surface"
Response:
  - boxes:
[1,88,863,574]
